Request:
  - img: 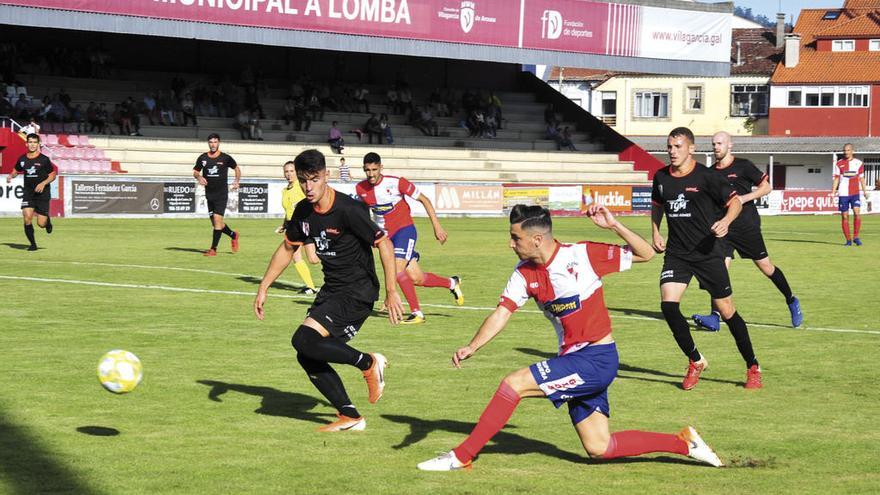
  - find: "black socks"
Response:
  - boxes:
[661,301,702,362]
[723,312,758,368]
[24,224,36,247]
[768,267,794,304]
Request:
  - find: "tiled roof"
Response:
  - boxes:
[815,10,880,37]
[549,67,617,82]
[730,29,783,75]
[629,135,880,153]
[843,0,880,9]
[771,8,880,84]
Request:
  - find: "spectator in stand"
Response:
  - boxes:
[487,92,503,129]
[281,98,296,128]
[398,87,413,118]
[353,85,370,113]
[20,117,40,137]
[181,92,198,127]
[57,88,71,109]
[338,157,351,183]
[36,96,52,122]
[546,122,560,142]
[123,97,142,136]
[247,109,263,141]
[467,108,486,138]
[380,113,394,145]
[71,104,85,133]
[158,90,177,126]
[386,87,400,115]
[328,121,344,154]
[143,93,159,125]
[86,102,103,133]
[293,96,311,131]
[544,103,558,126]
[234,109,250,140]
[307,91,323,121]
[558,126,577,151]
[114,103,132,136]
[484,107,498,139]
[13,93,30,120]
[363,113,383,144]
[414,106,439,137]
[97,103,111,134]
[319,85,337,111]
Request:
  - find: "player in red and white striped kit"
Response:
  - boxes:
[356,152,463,324]
[417,204,722,471]
[832,143,869,246]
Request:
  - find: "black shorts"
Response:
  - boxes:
[21,190,50,216]
[722,227,768,260]
[660,253,732,299]
[206,193,228,217]
[306,293,373,341]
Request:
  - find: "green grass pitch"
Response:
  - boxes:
[0,214,877,494]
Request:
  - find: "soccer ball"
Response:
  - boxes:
[97,350,143,394]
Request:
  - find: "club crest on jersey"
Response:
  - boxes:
[372,203,394,215]
[668,193,689,212]
[543,294,581,318]
[301,221,310,236]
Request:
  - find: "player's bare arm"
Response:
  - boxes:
[832,176,840,194]
[739,179,771,204]
[417,193,447,244]
[453,305,513,368]
[376,237,404,324]
[193,169,207,186]
[651,203,666,252]
[232,165,241,191]
[711,198,742,237]
[253,240,296,320]
[585,204,654,263]
[304,243,319,264]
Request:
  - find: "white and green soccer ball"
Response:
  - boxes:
[97,350,143,394]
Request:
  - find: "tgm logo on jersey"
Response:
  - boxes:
[207,165,219,175]
[541,10,562,39]
[315,231,331,251]
[668,193,689,212]
[460,1,475,33]
[539,373,585,396]
[25,166,36,175]
[371,202,394,215]
[543,294,581,318]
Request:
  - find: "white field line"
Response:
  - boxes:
[0,274,878,336]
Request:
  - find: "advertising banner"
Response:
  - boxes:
[582,185,632,213]
[503,185,549,211]
[435,184,502,213]
[0,175,24,213]
[237,183,269,214]
[163,182,196,213]
[631,185,652,212]
[548,186,582,212]
[0,0,730,63]
[778,191,838,214]
[71,180,163,214]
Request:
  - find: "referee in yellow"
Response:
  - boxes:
[278,160,319,294]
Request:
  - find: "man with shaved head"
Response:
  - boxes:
[692,131,803,333]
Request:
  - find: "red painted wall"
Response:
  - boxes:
[770,107,870,136]
[815,39,872,51]
[0,127,27,174]
[872,86,880,137]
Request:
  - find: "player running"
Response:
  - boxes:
[653,127,762,390]
[193,133,240,256]
[832,143,868,246]
[254,149,404,432]
[355,152,463,325]
[6,133,56,251]
[417,204,723,471]
[278,160,319,295]
[692,131,803,331]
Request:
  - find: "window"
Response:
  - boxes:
[686,85,703,112]
[601,91,617,116]
[870,40,880,51]
[805,87,820,106]
[832,40,855,51]
[791,86,869,107]
[730,84,768,116]
[823,10,840,19]
[837,86,869,107]
[634,91,669,118]
[788,89,802,106]
[864,158,880,189]
[821,87,834,106]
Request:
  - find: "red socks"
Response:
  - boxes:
[854,216,861,238]
[601,430,688,459]
[842,217,852,241]
[396,271,420,313]
[453,381,521,463]
[419,273,452,289]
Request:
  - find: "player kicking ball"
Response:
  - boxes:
[418,204,722,471]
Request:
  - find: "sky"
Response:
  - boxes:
[732,0,845,24]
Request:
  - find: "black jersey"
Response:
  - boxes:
[652,163,737,257]
[14,153,55,193]
[194,152,237,195]
[286,189,386,303]
[712,157,767,229]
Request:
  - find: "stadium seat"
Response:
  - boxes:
[58,134,73,147]
[45,134,59,146]
[67,135,80,146]
[77,135,95,147]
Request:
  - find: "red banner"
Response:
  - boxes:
[778,191,838,213]
[0,0,730,62]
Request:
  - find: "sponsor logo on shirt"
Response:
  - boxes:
[529,282,539,289]
[538,373,585,395]
[535,360,551,380]
[543,294,581,318]
[668,193,689,213]
[727,173,737,179]
[371,202,394,215]
[26,166,37,175]
[207,165,219,176]
[301,222,310,236]
[326,227,340,235]
[685,186,699,192]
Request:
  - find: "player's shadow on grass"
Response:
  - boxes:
[2,242,34,250]
[196,380,334,425]
[515,348,741,388]
[607,306,665,321]
[165,247,210,254]
[238,275,308,293]
[381,414,585,464]
[765,237,841,246]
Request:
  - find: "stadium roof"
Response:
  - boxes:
[628,135,880,153]
[0,0,734,77]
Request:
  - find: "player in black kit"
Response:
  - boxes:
[692,131,803,332]
[193,134,240,256]
[651,127,762,391]
[6,134,56,251]
[253,149,404,432]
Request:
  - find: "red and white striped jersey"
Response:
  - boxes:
[355,175,421,237]
[834,158,864,196]
[499,241,633,356]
